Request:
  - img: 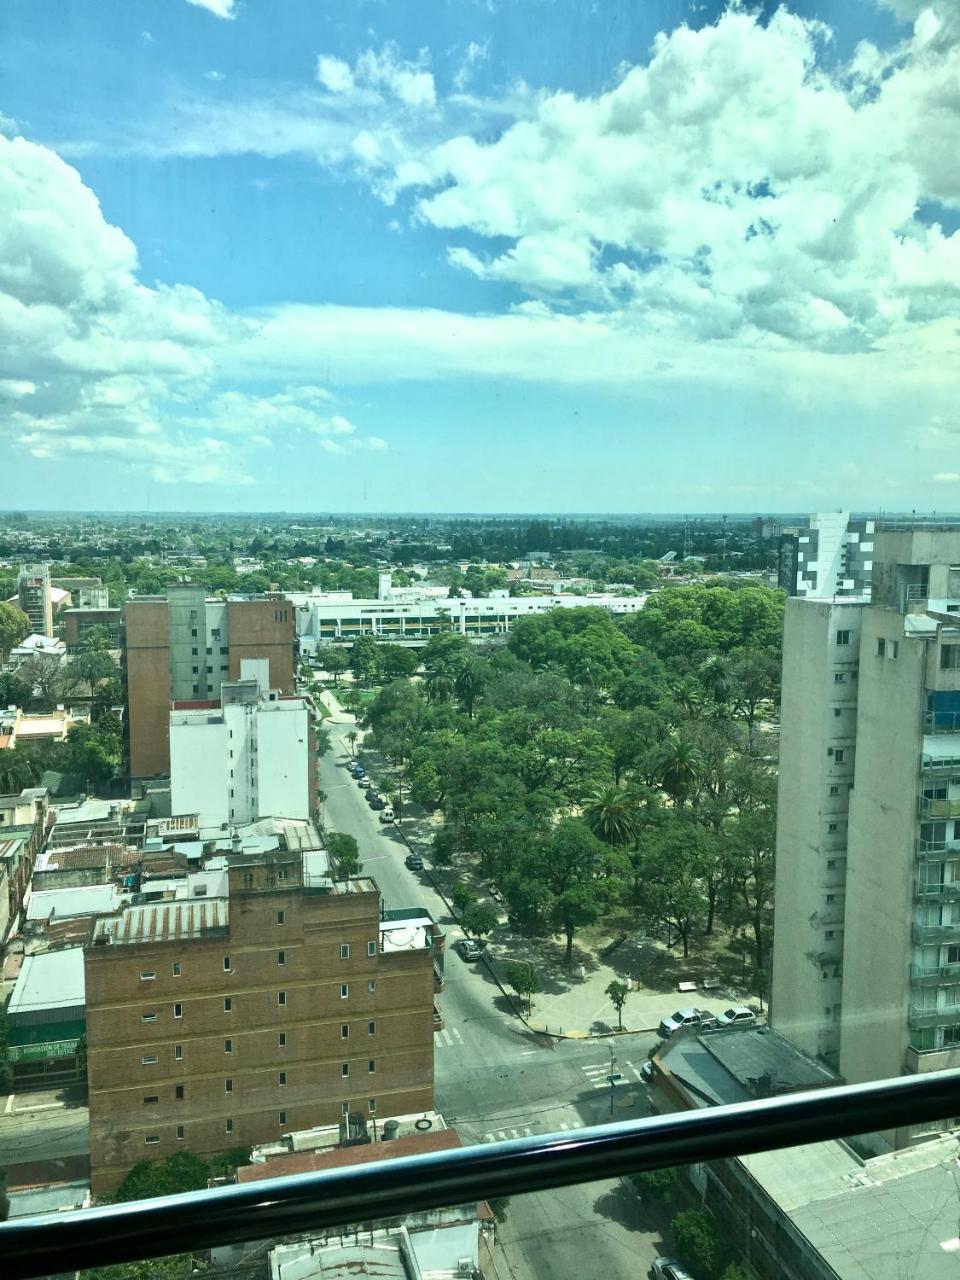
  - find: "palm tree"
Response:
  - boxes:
[425,668,455,703]
[698,654,733,709]
[583,786,638,846]
[658,733,704,806]
[669,677,704,719]
[454,658,485,719]
[0,751,37,796]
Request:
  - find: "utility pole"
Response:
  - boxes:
[607,1044,622,1118]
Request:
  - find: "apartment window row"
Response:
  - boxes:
[340,1061,377,1077]
[877,638,900,659]
[144,978,376,1027]
[341,1022,378,1039]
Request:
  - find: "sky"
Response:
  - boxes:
[1,0,959,514]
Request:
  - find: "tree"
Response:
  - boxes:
[347,729,359,756]
[454,656,486,719]
[349,635,381,683]
[452,883,476,914]
[537,819,622,964]
[425,667,455,703]
[605,979,629,1030]
[323,648,349,685]
[628,1167,676,1201]
[70,648,117,695]
[0,602,29,662]
[0,750,37,795]
[506,960,542,1014]
[636,819,713,957]
[78,624,114,654]
[326,831,362,877]
[583,786,638,846]
[462,900,499,943]
[671,1208,728,1279]
[85,1255,204,1280]
[381,646,419,678]
[111,1151,211,1202]
[658,733,705,807]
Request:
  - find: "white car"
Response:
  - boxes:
[715,1005,757,1028]
[379,808,395,824]
[657,1008,715,1038]
[358,777,371,789]
[651,1260,692,1280]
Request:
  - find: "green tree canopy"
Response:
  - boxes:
[0,602,30,661]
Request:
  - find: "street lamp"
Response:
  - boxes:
[607,1044,622,1118]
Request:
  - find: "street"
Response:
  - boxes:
[320,700,667,1280]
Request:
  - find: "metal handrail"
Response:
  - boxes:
[3,1070,960,1279]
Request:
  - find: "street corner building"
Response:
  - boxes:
[83,848,439,1197]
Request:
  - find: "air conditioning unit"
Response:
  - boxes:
[457,1261,473,1276]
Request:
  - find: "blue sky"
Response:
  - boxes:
[0,0,958,513]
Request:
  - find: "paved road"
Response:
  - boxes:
[320,705,666,1280]
[0,1095,90,1173]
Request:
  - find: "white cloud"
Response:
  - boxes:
[453,39,491,92]
[204,70,225,83]
[934,472,960,482]
[316,44,436,109]
[316,55,355,95]
[184,0,237,19]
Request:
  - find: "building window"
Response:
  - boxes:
[193,684,199,695]
[277,950,285,966]
[836,630,850,645]
[368,1099,377,1113]
[277,911,285,925]
[340,944,350,960]
[828,822,838,832]
[176,1126,185,1140]
[278,991,287,1006]
[140,970,156,981]
[175,1084,185,1100]
[225,1078,233,1093]
[142,1055,158,1065]
[826,894,835,903]
[834,673,845,683]
[225,1119,234,1134]
[224,997,233,1012]
[341,1063,350,1077]
[827,859,836,869]
[368,1060,376,1073]
[889,640,899,658]
[225,1039,232,1054]
[145,1135,160,1145]
[212,628,220,640]
[367,941,376,957]
[173,1003,183,1019]
[223,956,232,972]
[942,645,960,670]
[833,708,842,717]
[341,1102,349,1117]
[829,785,840,795]
[191,647,198,656]
[341,984,349,999]
[174,1044,183,1061]
[143,1095,159,1105]
[278,1033,287,1048]
[141,1012,157,1023]
[877,638,886,656]
[220,646,228,655]
[368,1021,376,1036]
[172,962,181,977]
[342,1024,349,1039]
[279,1111,287,1126]
[206,647,212,655]
[825,930,835,939]
[192,666,199,675]
[244,873,254,889]
[834,749,844,763]
[278,869,288,881]
[278,1071,287,1086]
[948,945,960,965]
[191,628,198,638]
[368,979,376,994]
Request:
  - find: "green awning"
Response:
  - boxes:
[8,1019,85,1061]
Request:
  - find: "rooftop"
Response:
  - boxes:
[8,947,85,1017]
[239,1128,460,1184]
[26,883,121,922]
[92,898,229,946]
[656,1025,839,1106]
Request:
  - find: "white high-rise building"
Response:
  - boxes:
[777,512,875,598]
[169,659,316,829]
[772,523,960,1143]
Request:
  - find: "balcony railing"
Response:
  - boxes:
[916,881,960,901]
[3,1071,960,1280]
[909,1005,960,1029]
[911,962,960,984]
[920,798,960,818]
[913,921,960,944]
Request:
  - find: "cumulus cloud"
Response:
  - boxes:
[185,0,237,19]
[0,134,385,484]
[316,44,436,109]
[381,8,960,353]
[453,39,491,92]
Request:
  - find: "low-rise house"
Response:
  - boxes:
[6,947,86,1089]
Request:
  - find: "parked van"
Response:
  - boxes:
[379,808,395,824]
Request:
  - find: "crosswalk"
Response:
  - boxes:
[580,1059,647,1089]
[434,1026,464,1049]
[482,1120,574,1143]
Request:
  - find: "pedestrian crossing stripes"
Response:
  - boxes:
[580,1059,647,1088]
[433,1026,464,1048]
[482,1120,572,1143]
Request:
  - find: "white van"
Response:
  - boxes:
[379,808,394,824]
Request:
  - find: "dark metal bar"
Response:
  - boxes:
[3,1068,959,1279]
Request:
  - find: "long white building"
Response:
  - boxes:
[289,587,647,656]
[170,659,316,829]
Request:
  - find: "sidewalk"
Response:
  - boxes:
[322,682,756,1039]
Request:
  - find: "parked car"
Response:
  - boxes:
[455,938,482,961]
[358,777,371,789]
[404,853,423,871]
[657,1008,717,1038]
[379,808,395,824]
[350,765,365,779]
[368,795,386,810]
[651,1260,693,1280]
[715,1005,757,1028]
[347,759,358,771]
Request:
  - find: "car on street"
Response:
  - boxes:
[358,777,371,789]
[650,1260,693,1280]
[715,1005,757,1028]
[455,938,482,961]
[404,853,423,871]
[379,808,395,824]
[347,759,358,771]
[657,1008,717,1038]
[368,794,385,810]
[350,765,365,779]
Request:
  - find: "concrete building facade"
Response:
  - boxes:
[772,524,960,1132]
[778,513,875,598]
[17,563,53,637]
[123,588,295,780]
[84,852,437,1196]
[62,608,121,651]
[170,659,315,828]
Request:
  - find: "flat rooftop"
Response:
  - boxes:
[8,947,85,1016]
[92,898,229,945]
[27,883,120,921]
[657,1026,838,1106]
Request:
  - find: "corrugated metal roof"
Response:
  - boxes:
[95,898,229,945]
[8,948,85,1016]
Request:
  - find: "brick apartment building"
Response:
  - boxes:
[123,585,296,779]
[84,849,438,1197]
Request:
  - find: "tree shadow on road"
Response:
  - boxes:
[592,1180,670,1252]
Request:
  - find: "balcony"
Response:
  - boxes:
[911,962,960,985]
[912,921,960,944]
[916,880,960,902]
[909,1005,960,1030]
[919,798,960,818]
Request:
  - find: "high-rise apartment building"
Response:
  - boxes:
[777,512,875,598]
[85,849,438,1197]
[17,562,53,637]
[170,659,317,827]
[123,586,296,779]
[772,524,960,1140]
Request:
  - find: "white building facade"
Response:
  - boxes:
[170,659,314,829]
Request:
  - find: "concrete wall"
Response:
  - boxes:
[771,599,864,1063]
[228,600,295,694]
[840,611,926,1089]
[256,704,311,822]
[170,714,231,828]
[124,600,172,780]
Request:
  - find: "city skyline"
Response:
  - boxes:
[1,0,959,513]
